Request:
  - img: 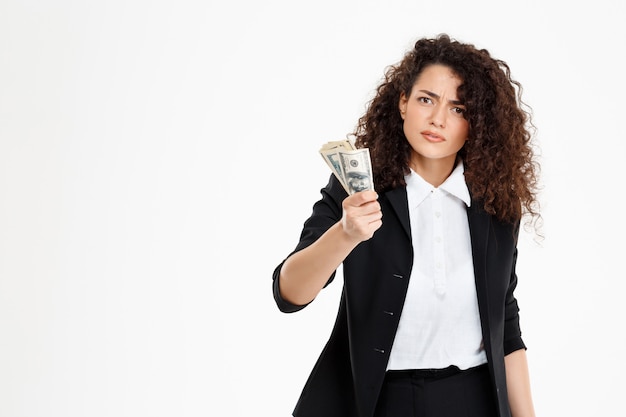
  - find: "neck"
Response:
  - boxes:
[409,154,457,187]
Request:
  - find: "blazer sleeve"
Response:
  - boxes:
[272,174,347,313]
[503,223,527,355]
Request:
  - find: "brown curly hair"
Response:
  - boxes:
[353,34,541,228]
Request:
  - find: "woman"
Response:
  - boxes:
[272,34,540,417]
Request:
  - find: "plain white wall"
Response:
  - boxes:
[1,0,625,416]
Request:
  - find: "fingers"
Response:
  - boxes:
[342,190,379,215]
[345,190,378,207]
[341,191,383,241]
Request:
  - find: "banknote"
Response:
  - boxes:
[319,140,355,191]
[319,140,374,194]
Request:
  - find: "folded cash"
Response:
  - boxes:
[319,140,374,194]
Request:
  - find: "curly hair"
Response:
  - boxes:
[353,34,541,228]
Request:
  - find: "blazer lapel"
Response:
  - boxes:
[385,187,411,241]
[467,202,493,348]
[467,202,489,275]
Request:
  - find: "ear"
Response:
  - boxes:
[399,92,408,120]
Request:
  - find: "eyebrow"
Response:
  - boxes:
[418,89,464,106]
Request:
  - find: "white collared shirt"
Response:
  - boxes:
[386,161,487,370]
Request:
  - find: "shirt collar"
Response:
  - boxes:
[440,160,471,207]
[405,160,471,208]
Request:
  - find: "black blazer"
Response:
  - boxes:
[273,175,526,417]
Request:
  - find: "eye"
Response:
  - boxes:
[451,106,465,115]
[418,96,432,104]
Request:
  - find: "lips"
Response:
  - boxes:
[421,130,445,142]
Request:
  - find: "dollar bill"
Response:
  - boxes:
[319,140,374,194]
[319,140,355,191]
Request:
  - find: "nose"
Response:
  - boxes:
[430,105,446,128]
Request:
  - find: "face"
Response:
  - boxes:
[399,64,469,170]
[347,172,371,193]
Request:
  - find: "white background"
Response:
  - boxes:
[1,1,625,416]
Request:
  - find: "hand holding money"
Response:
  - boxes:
[319,140,374,194]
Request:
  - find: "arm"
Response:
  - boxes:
[505,348,536,417]
[279,190,382,306]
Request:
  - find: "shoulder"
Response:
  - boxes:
[309,174,348,217]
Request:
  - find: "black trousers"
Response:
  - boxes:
[373,364,498,417]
